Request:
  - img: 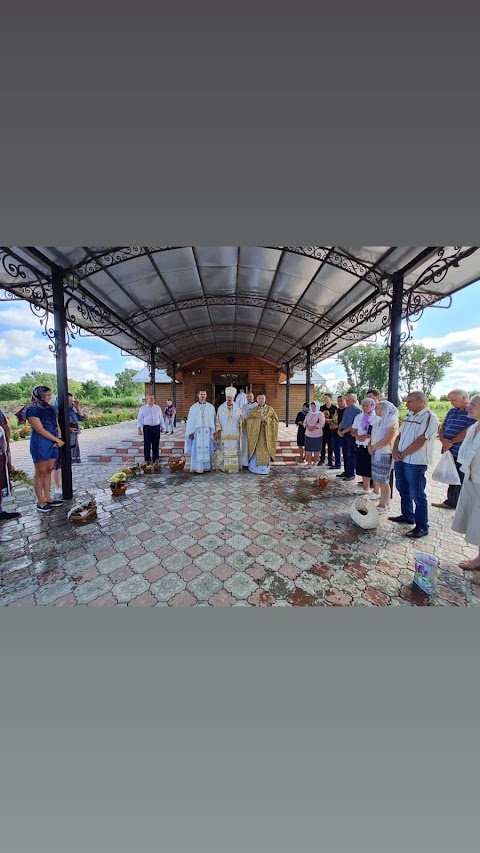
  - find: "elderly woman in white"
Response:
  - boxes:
[451,395,480,570]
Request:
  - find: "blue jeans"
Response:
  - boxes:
[331,431,343,467]
[394,461,428,529]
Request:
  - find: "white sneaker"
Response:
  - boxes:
[355,489,370,495]
[369,493,380,500]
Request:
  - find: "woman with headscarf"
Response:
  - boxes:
[451,395,480,570]
[351,398,381,496]
[303,402,326,466]
[24,386,65,513]
[368,399,399,513]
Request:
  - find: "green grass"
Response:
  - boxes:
[398,401,450,424]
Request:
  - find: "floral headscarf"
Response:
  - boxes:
[16,386,52,425]
[31,386,52,408]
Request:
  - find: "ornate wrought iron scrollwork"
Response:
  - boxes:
[275,246,385,287]
[127,293,330,330]
[164,323,299,349]
[73,246,176,279]
[308,288,393,364]
[400,246,476,349]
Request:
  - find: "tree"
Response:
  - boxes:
[18,371,58,396]
[336,343,390,399]
[81,380,102,400]
[102,386,113,397]
[0,383,23,400]
[399,344,453,398]
[114,368,138,396]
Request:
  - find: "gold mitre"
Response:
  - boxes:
[225,386,237,397]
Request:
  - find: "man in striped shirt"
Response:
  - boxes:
[389,391,439,539]
[431,389,476,510]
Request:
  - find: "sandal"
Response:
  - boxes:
[459,560,480,570]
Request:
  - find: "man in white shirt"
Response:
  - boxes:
[137,395,165,462]
[389,391,439,539]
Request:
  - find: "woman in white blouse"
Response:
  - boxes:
[351,398,381,497]
[451,394,480,570]
[367,400,399,513]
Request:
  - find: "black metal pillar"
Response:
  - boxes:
[387,272,404,407]
[150,345,156,398]
[305,347,312,404]
[285,362,291,426]
[52,265,73,500]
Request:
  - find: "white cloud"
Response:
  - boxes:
[0,301,48,329]
[414,328,480,356]
[124,358,145,369]
[0,329,43,360]
[0,321,117,386]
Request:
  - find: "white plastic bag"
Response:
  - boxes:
[431,450,461,485]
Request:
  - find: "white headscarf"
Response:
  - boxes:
[374,400,398,461]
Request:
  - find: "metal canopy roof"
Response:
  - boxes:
[1,246,479,370]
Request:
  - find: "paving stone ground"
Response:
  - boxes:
[2,422,480,606]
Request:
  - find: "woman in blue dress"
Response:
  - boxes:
[24,386,65,513]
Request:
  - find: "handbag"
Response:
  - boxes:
[431,450,461,486]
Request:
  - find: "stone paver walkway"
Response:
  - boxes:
[2,423,480,606]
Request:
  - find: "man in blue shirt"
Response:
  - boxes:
[336,394,362,481]
[431,389,476,510]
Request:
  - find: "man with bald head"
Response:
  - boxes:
[390,391,438,539]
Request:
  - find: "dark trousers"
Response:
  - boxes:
[446,457,464,508]
[143,424,160,462]
[331,431,343,466]
[320,427,333,464]
[343,434,357,478]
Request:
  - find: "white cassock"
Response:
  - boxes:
[241,402,257,466]
[235,391,247,408]
[184,402,216,473]
[215,403,243,473]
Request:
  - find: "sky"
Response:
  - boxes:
[1,278,480,396]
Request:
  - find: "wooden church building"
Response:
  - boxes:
[132,359,325,422]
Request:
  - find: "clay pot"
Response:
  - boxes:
[318,477,329,489]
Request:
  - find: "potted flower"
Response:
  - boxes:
[110,472,128,495]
